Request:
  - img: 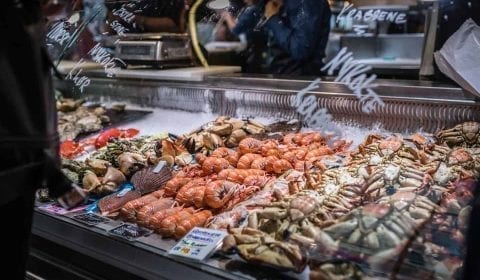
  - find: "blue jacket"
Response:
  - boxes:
[232,0,331,75]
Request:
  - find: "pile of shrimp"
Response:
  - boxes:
[119,132,351,239]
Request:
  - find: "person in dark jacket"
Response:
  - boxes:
[1,1,84,278]
[228,0,331,75]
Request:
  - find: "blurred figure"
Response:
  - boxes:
[1,1,85,278]
[221,0,268,73]
[222,0,331,75]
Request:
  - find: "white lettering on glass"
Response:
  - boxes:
[47,22,71,45]
[291,79,343,142]
[337,4,407,34]
[88,43,125,77]
[322,47,385,114]
[66,59,90,93]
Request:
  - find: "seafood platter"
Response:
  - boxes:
[37,109,480,279]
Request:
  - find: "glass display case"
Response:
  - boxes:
[13,0,480,279]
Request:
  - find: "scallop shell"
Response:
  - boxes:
[98,190,141,216]
[131,166,173,195]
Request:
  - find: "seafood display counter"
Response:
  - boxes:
[31,74,480,280]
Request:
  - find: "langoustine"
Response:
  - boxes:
[136,197,176,226]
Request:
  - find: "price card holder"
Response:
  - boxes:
[72,213,110,226]
[168,227,227,261]
[108,223,153,241]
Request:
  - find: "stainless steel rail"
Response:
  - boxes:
[56,74,480,134]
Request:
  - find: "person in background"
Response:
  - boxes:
[224,0,331,75]
[1,1,86,278]
[221,0,268,73]
[106,0,187,34]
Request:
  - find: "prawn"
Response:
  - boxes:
[174,210,212,239]
[119,193,158,221]
[164,177,190,197]
[238,138,262,155]
[237,153,262,169]
[136,198,175,226]
[202,157,230,175]
[204,180,238,208]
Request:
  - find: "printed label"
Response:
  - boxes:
[169,227,227,261]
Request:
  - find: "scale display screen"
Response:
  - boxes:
[121,45,151,55]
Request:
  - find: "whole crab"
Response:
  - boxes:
[313,167,366,217]
[223,227,307,272]
[319,203,418,255]
[248,191,335,238]
[376,191,439,221]
[364,163,432,201]
[349,135,421,167]
[427,148,477,186]
[436,121,480,148]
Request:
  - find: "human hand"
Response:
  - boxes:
[264,0,283,19]
[57,184,87,210]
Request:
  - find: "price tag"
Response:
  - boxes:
[108,223,153,241]
[153,161,167,173]
[72,213,110,226]
[169,227,227,261]
[38,203,87,215]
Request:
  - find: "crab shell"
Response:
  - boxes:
[436,121,480,148]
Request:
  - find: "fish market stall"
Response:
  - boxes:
[31,74,480,280]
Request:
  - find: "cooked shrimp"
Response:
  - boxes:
[151,189,165,198]
[222,185,261,212]
[164,177,190,197]
[265,156,280,173]
[218,169,266,184]
[207,206,248,230]
[237,153,262,169]
[195,153,207,165]
[120,193,158,221]
[271,159,293,174]
[243,175,270,187]
[202,157,230,175]
[225,151,239,166]
[136,198,175,226]
[251,157,269,170]
[174,210,212,239]
[300,132,324,146]
[305,147,333,160]
[149,206,186,230]
[204,180,237,208]
[281,151,298,164]
[175,179,207,206]
[260,140,279,157]
[282,133,296,145]
[158,209,194,237]
[238,138,262,155]
[211,147,234,158]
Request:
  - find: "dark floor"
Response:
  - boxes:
[27,235,144,280]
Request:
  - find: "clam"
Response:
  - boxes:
[226,129,247,148]
[82,170,101,192]
[102,167,126,186]
[117,152,147,176]
[86,159,110,175]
